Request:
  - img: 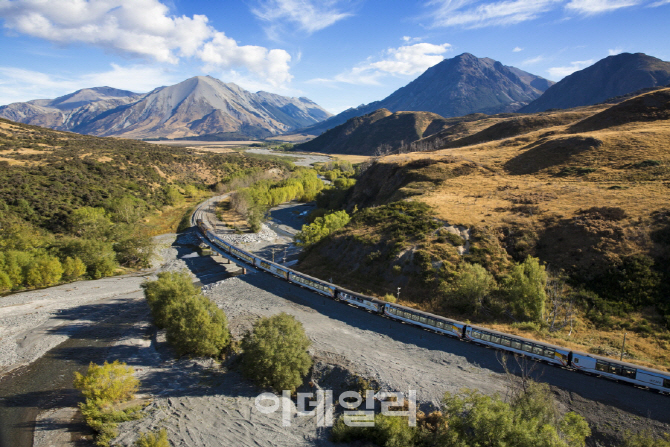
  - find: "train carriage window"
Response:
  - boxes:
[472,331,481,339]
[411,314,420,321]
[532,346,544,355]
[622,367,636,379]
[436,321,444,329]
[500,338,511,347]
[481,333,491,342]
[608,365,622,376]
[419,316,428,324]
[511,340,522,350]
[595,361,608,373]
[664,379,670,388]
[522,344,533,353]
[490,336,501,344]
[544,349,555,358]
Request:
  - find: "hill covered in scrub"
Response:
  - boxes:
[295,87,670,370]
[0,118,287,292]
[295,109,455,155]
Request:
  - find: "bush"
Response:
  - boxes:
[331,412,419,447]
[165,293,231,357]
[62,256,87,280]
[241,312,312,393]
[440,383,590,447]
[142,271,230,357]
[446,262,496,313]
[57,238,118,279]
[74,360,143,447]
[135,428,169,447]
[295,210,351,246]
[24,254,63,287]
[503,256,547,322]
[622,431,670,447]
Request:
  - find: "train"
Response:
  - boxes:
[196,219,670,394]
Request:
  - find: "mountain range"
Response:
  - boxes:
[302,53,554,135]
[520,53,670,113]
[0,76,331,140]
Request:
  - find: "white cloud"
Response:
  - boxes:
[565,0,642,13]
[648,0,670,5]
[425,0,562,28]
[521,55,546,65]
[199,32,293,86]
[608,47,624,55]
[513,46,524,52]
[324,42,452,85]
[0,64,177,105]
[251,0,353,36]
[547,59,594,78]
[0,0,293,87]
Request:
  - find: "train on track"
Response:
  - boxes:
[196,218,670,394]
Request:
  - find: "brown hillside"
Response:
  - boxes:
[569,88,670,133]
[298,87,670,370]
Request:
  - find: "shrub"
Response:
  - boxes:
[503,256,547,322]
[164,293,231,357]
[142,271,230,357]
[24,254,63,287]
[241,312,312,393]
[383,293,398,303]
[135,428,169,447]
[446,262,496,313]
[331,412,419,447]
[57,238,118,279]
[62,256,87,280]
[295,210,351,246]
[73,360,143,447]
[141,271,200,328]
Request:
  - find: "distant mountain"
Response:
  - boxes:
[296,109,454,155]
[0,87,141,131]
[302,53,553,135]
[520,53,670,113]
[0,77,331,140]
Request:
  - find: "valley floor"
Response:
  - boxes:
[0,229,669,446]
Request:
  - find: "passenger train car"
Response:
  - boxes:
[195,219,670,394]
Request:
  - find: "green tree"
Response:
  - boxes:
[447,262,496,313]
[141,271,200,329]
[164,185,184,206]
[504,256,547,322]
[439,384,589,447]
[296,210,350,246]
[0,270,12,291]
[135,428,169,447]
[25,254,63,287]
[74,360,139,404]
[142,271,230,357]
[241,312,312,393]
[110,196,146,224]
[57,238,117,279]
[69,207,113,240]
[62,256,87,280]
[164,293,231,357]
[183,184,198,198]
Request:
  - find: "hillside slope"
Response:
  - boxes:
[297,88,670,370]
[521,53,670,113]
[295,109,454,155]
[302,53,553,135]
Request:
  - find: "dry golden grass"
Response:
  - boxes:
[363,91,670,369]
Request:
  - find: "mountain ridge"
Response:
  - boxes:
[301,53,554,135]
[520,52,670,113]
[0,76,331,140]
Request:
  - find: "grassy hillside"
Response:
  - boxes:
[296,88,670,370]
[0,118,285,291]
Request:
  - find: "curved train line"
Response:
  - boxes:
[193,213,670,395]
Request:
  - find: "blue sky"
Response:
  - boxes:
[0,0,668,114]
